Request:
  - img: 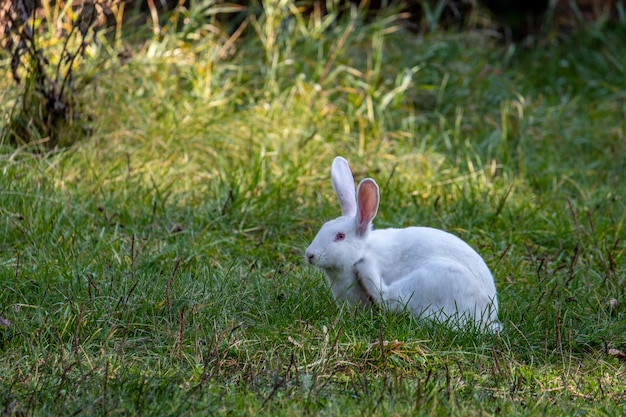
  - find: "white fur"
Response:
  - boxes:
[305,157,502,332]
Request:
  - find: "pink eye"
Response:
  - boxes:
[334,233,346,241]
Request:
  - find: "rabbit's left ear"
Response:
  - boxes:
[355,178,379,237]
[331,157,357,216]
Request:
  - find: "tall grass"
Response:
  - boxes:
[1,1,625,415]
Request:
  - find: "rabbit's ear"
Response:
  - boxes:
[331,157,357,216]
[355,178,379,237]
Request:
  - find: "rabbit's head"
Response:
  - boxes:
[305,157,379,272]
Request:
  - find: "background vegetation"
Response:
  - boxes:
[1,0,625,415]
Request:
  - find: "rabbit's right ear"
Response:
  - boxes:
[331,157,357,216]
[355,178,379,237]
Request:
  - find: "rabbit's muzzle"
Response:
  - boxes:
[305,251,316,264]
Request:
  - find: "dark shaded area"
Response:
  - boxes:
[1,0,103,149]
[479,0,549,40]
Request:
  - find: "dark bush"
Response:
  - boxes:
[1,0,110,149]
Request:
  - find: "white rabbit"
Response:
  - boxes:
[305,156,502,332]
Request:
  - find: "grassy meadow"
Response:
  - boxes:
[1,2,625,415]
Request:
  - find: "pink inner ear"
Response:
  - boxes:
[356,179,379,233]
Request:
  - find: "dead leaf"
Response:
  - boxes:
[608,348,626,360]
[169,224,184,234]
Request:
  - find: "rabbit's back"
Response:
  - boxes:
[362,226,499,328]
[367,227,496,292]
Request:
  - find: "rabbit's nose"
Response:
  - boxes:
[306,252,315,264]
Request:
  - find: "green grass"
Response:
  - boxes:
[1,2,626,415]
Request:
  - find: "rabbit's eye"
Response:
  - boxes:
[334,233,346,241]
